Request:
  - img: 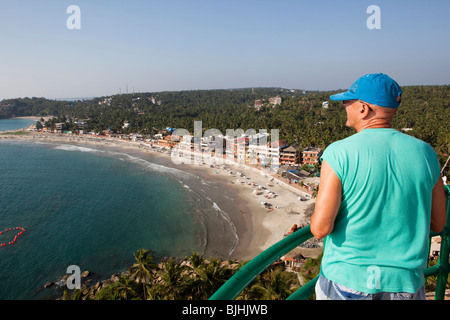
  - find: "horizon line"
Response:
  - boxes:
[2,83,450,102]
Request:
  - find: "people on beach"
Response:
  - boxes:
[310,73,447,300]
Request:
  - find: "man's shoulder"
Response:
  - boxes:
[325,133,360,150]
[323,129,435,160]
[329,129,433,147]
[391,130,436,152]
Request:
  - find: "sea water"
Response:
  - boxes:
[0,118,38,132]
[0,139,237,299]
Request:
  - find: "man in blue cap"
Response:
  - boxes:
[310,73,447,300]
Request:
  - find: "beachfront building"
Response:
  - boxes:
[280,145,300,166]
[225,136,250,163]
[156,135,178,149]
[55,123,65,133]
[247,137,289,168]
[156,139,176,148]
[153,133,164,141]
[267,140,289,167]
[101,130,111,137]
[301,147,323,165]
[75,121,87,134]
[177,134,193,151]
[172,133,225,164]
[247,132,270,165]
[201,134,225,158]
[224,136,235,160]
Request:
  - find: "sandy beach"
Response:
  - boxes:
[0,132,320,261]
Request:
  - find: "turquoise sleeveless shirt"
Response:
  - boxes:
[320,128,441,293]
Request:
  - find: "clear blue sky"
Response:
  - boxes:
[0,0,449,99]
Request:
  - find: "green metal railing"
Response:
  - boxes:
[210,185,450,300]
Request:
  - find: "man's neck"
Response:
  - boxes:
[354,122,392,133]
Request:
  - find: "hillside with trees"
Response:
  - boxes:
[1,85,449,175]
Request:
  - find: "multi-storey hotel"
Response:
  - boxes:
[301,147,323,165]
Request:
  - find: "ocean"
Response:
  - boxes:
[0,120,238,299]
[0,118,38,132]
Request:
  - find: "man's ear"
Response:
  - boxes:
[360,103,372,118]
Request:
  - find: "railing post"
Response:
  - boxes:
[435,185,450,300]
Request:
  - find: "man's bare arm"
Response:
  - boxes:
[430,174,447,233]
[310,160,342,240]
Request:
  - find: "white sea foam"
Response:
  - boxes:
[211,201,239,257]
[115,152,196,179]
[54,143,194,178]
[212,202,222,212]
[53,144,105,154]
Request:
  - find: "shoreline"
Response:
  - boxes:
[0,132,319,261]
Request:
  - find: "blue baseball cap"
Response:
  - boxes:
[330,73,403,108]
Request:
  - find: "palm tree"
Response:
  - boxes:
[189,258,231,299]
[188,252,204,269]
[156,258,191,299]
[62,288,86,300]
[146,283,168,300]
[129,248,157,299]
[116,275,139,300]
[247,268,299,300]
[96,275,139,300]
